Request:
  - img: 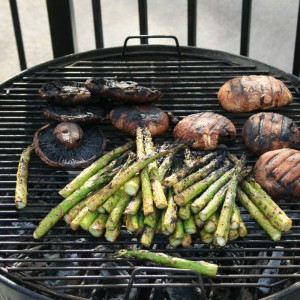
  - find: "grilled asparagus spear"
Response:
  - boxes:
[237,188,281,241]
[85,141,185,212]
[15,144,34,209]
[59,141,134,197]
[114,249,218,277]
[174,166,229,207]
[240,180,292,232]
[143,127,168,209]
[214,170,241,247]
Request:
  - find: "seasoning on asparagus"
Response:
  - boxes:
[141,225,156,247]
[230,203,241,230]
[158,152,175,180]
[181,232,193,248]
[194,213,205,229]
[80,210,98,231]
[64,199,86,224]
[70,206,89,231]
[124,175,140,196]
[200,228,214,244]
[124,191,142,215]
[143,127,168,209]
[178,203,191,220]
[198,183,228,222]
[204,213,218,233]
[214,170,241,247]
[114,249,218,277]
[144,207,158,229]
[191,166,236,214]
[237,188,282,241]
[163,152,219,187]
[88,213,108,237]
[102,188,124,213]
[172,154,223,194]
[136,126,154,215]
[33,163,121,240]
[174,166,229,207]
[240,180,292,232]
[105,191,131,230]
[162,189,178,234]
[59,140,135,197]
[15,144,34,209]
[183,216,197,234]
[85,140,185,212]
[105,222,121,242]
[125,213,139,232]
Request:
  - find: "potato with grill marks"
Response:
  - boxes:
[243,112,300,155]
[218,75,293,112]
[173,112,236,150]
[253,148,300,199]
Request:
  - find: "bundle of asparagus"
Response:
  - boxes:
[32,128,292,249]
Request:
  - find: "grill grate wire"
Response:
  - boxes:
[0,49,300,299]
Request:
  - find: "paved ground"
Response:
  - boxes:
[0,0,299,83]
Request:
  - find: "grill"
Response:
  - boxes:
[1,42,300,300]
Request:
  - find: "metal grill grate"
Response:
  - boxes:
[0,46,300,300]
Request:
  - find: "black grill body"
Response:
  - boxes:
[1,45,300,300]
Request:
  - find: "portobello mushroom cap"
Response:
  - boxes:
[39,81,97,105]
[110,105,169,136]
[253,148,300,200]
[85,78,162,103]
[242,112,300,155]
[34,122,106,168]
[173,112,236,150]
[42,104,108,123]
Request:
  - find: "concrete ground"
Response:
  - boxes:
[0,0,299,83]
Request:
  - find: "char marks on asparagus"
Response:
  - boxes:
[242,112,300,155]
[217,75,293,112]
[173,112,236,150]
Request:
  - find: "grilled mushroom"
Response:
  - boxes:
[42,104,108,123]
[253,148,300,199]
[217,75,293,113]
[85,78,162,103]
[173,112,236,150]
[242,112,300,155]
[39,81,97,105]
[110,105,169,136]
[34,122,106,168]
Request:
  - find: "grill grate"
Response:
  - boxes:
[1,46,300,300]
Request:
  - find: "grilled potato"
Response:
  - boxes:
[218,75,293,112]
[253,148,300,199]
[242,112,300,155]
[173,112,236,150]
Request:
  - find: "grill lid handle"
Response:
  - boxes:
[122,35,182,59]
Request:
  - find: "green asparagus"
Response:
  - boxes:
[59,141,134,197]
[15,144,34,209]
[114,249,218,277]
[237,188,282,241]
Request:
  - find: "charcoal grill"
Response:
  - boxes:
[1,37,300,300]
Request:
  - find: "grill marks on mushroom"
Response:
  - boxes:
[254,148,300,199]
[85,78,162,103]
[173,112,236,150]
[110,105,169,136]
[242,112,300,155]
[217,75,293,112]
